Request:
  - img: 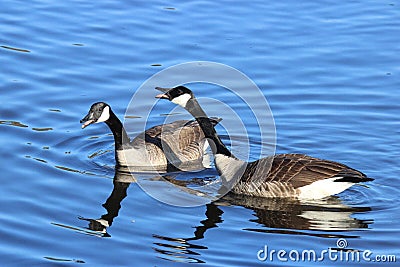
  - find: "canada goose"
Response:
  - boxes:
[155,86,373,200]
[80,102,221,168]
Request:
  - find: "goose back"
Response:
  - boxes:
[118,117,221,167]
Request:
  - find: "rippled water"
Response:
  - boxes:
[1,0,399,266]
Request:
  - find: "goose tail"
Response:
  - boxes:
[334,176,374,183]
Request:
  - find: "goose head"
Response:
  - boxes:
[155,86,194,108]
[80,102,111,129]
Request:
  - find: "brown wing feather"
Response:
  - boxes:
[131,118,221,162]
[242,153,367,189]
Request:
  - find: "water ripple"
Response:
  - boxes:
[1,0,399,265]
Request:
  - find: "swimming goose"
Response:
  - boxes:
[80,102,221,168]
[155,86,373,200]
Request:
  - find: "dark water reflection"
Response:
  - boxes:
[73,168,373,264]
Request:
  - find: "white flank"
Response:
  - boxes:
[96,106,110,123]
[201,153,212,169]
[298,177,354,200]
[171,93,191,108]
[215,154,247,189]
[116,148,167,167]
[202,139,210,153]
[200,139,212,168]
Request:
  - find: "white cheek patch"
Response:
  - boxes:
[171,94,191,108]
[96,106,110,123]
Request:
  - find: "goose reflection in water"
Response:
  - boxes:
[79,167,372,263]
[153,196,372,263]
[78,179,129,237]
[78,166,210,237]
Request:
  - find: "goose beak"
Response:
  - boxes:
[155,86,171,93]
[155,93,169,99]
[81,120,94,129]
[80,113,95,129]
[155,87,171,99]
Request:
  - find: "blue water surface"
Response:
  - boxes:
[1,0,399,266]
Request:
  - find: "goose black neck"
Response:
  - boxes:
[104,110,130,150]
[186,99,232,157]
